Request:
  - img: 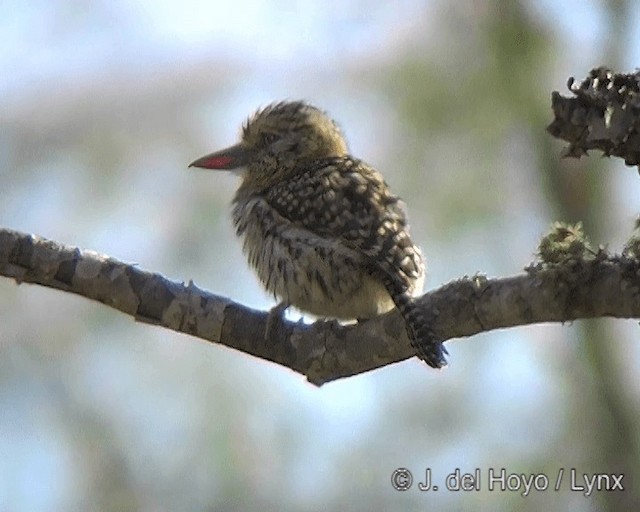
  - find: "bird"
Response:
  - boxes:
[189,100,447,368]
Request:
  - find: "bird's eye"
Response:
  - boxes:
[262,133,278,145]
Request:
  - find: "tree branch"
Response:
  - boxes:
[2,226,639,386]
[547,67,640,168]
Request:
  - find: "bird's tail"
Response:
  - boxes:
[393,292,448,369]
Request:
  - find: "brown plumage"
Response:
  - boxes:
[189,101,447,368]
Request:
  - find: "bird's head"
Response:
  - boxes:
[189,101,349,191]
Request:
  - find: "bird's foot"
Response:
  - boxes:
[264,302,289,341]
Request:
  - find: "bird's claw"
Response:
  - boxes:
[264,302,289,341]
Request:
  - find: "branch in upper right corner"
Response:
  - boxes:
[547,67,640,170]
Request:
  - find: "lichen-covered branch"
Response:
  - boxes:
[547,67,640,168]
[2,227,640,385]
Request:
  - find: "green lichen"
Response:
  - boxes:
[537,222,593,265]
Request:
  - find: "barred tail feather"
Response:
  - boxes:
[393,292,448,369]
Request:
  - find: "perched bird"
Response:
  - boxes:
[189,101,447,368]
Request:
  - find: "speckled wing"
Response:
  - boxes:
[264,156,424,297]
[265,156,446,368]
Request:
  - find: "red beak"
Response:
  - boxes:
[189,143,253,170]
